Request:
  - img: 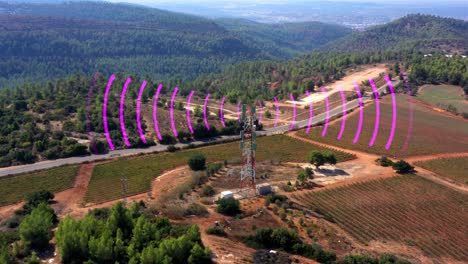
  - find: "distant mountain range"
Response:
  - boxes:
[321,14,468,53]
[0,1,350,87]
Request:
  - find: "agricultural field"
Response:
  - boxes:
[293,175,468,262]
[85,135,355,203]
[415,156,468,185]
[417,84,467,113]
[297,94,468,158]
[0,166,79,207]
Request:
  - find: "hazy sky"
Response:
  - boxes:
[109,0,468,4]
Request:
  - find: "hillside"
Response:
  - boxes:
[0,1,350,88]
[215,18,351,58]
[194,14,468,101]
[321,14,468,53]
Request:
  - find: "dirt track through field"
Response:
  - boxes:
[288,131,468,193]
[52,163,94,216]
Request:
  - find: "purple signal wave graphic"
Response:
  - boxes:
[103,75,115,150]
[353,82,364,144]
[186,90,195,134]
[337,86,347,140]
[273,97,280,128]
[220,97,226,127]
[321,87,330,137]
[305,91,313,134]
[153,84,163,141]
[120,78,132,147]
[87,72,100,154]
[170,87,179,137]
[384,75,397,150]
[258,100,263,124]
[369,79,380,147]
[136,80,147,144]
[289,94,296,131]
[401,73,413,152]
[204,94,211,130]
[237,101,241,123]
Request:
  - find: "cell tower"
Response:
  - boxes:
[240,104,257,195]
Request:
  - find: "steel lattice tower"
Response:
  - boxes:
[240,105,257,194]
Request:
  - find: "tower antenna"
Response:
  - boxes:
[240,104,257,196]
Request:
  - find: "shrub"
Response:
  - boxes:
[206,225,226,236]
[392,160,415,174]
[167,145,178,152]
[265,194,288,205]
[304,167,314,179]
[376,156,393,167]
[216,198,240,216]
[188,154,206,171]
[206,163,223,176]
[185,203,208,216]
[202,185,215,197]
[160,134,177,145]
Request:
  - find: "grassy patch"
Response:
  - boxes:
[0,166,79,207]
[418,85,467,113]
[85,135,355,203]
[294,175,468,261]
[415,156,468,185]
[297,95,468,158]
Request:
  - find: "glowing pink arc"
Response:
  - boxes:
[153,84,163,141]
[186,90,195,134]
[220,97,226,127]
[353,82,364,144]
[337,86,347,140]
[204,94,211,130]
[258,100,263,124]
[170,87,179,137]
[289,93,296,131]
[120,78,132,147]
[384,75,397,150]
[305,91,313,134]
[136,80,147,144]
[236,101,241,123]
[369,79,380,147]
[273,97,280,128]
[103,75,115,150]
[321,87,329,137]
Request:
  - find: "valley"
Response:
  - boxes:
[0,2,467,264]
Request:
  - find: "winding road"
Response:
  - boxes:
[0,80,398,177]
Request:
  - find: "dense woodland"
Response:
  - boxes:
[0,5,467,167]
[0,193,212,264]
[1,52,466,167]
[0,1,350,88]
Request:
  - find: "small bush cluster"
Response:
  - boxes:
[205,225,226,237]
[245,227,336,263]
[216,198,241,216]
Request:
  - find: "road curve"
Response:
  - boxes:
[0,80,398,177]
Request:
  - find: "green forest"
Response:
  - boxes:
[0,192,211,264]
[0,1,350,88]
[0,3,467,167]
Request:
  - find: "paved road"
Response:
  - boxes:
[0,80,398,177]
